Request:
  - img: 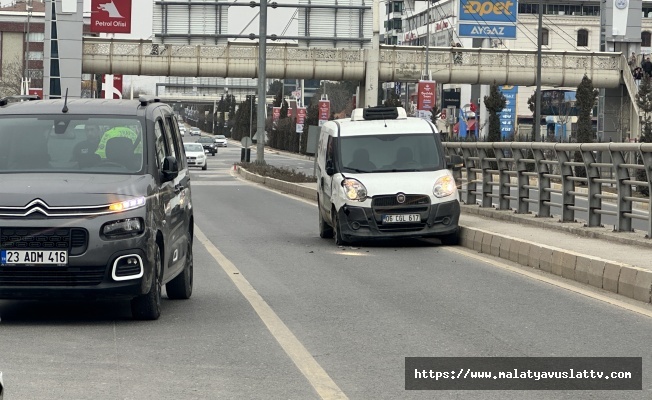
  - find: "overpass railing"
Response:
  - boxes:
[443,142,652,238]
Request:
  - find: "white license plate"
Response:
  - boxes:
[1,250,68,266]
[382,214,420,223]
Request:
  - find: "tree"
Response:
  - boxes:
[574,75,599,178]
[383,89,403,107]
[268,80,283,97]
[527,92,537,142]
[575,75,598,144]
[0,58,25,97]
[310,81,357,116]
[635,74,652,194]
[484,82,506,142]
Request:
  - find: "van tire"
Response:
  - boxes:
[318,205,333,238]
[333,211,349,246]
[439,229,460,246]
[131,244,163,320]
[166,238,193,300]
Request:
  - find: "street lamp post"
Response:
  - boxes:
[255,0,267,163]
[534,0,543,142]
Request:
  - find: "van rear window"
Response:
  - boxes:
[339,134,441,173]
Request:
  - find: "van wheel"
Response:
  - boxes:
[166,239,193,300]
[131,244,162,320]
[439,229,460,246]
[318,204,333,239]
[332,211,349,246]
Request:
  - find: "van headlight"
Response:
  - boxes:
[342,179,367,201]
[433,176,456,198]
[102,218,145,238]
[108,197,146,212]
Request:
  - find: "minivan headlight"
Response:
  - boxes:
[102,218,145,238]
[342,179,367,201]
[108,197,146,212]
[433,175,456,198]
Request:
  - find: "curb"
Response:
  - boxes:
[236,166,652,305]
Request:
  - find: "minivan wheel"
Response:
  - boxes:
[131,244,162,320]
[166,239,194,300]
[333,211,349,246]
[318,200,333,238]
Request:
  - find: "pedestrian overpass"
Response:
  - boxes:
[81,38,639,139]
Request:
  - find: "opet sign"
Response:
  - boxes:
[458,0,517,39]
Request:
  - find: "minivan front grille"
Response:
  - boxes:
[0,228,88,256]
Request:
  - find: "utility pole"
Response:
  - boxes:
[249,95,254,139]
[534,0,543,142]
[425,0,430,80]
[255,0,267,163]
[597,0,606,142]
[23,0,33,95]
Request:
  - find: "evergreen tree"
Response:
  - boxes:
[575,75,598,144]
[635,74,652,194]
[484,82,506,142]
[527,92,537,141]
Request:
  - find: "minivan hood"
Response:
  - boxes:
[1,173,153,207]
[340,170,451,196]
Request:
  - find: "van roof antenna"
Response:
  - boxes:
[62,88,69,113]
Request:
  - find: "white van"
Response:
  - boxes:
[316,106,462,245]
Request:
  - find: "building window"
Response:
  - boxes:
[541,28,549,46]
[577,29,588,47]
[393,1,403,13]
[27,32,44,42]
[642,31,652,47]
[28,51,44,60]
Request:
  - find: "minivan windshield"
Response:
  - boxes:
[0,116,144,174]
[339,133,442,173]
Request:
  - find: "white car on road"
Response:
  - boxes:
[214,135,228,147]
[190,127,201,136]
[184,142,207,170]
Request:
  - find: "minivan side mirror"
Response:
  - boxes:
[325,160,335,176]
[162,156,179,182]
[447,154,464,171]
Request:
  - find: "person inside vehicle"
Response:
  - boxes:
[390,147,417,169]
[348,148,376,172]
[72,124,102,168]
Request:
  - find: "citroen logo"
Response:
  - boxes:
[397,193,406,204]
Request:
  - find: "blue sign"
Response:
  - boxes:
[499,85,518,139]
[459,0,518,23]
[458,23,517,39]
[458,0,517,39]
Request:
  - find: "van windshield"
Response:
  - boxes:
[0,116,144,174]
[339,133,441,173]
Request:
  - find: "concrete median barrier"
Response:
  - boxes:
[236,166,652,305]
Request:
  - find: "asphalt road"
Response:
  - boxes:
[1,143,651,399]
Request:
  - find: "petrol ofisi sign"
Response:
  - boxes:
[91,0,132,34]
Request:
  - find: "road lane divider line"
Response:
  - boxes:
[445,246,652,319]
[195,227,348,400]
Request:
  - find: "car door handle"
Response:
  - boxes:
[174,184,184,194]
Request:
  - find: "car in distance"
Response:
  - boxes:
[196,137,217,156]
[213,135,228,147]
[179,126,186,136]
[0,95,194,320]
[189,127,201,136]
[184,142,208,170]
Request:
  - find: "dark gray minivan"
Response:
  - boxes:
[0,96,194,320]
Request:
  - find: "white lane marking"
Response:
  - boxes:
[195,227,348,400]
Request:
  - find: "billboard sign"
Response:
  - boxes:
[417,81,437,112]
[91,0,132,34]
[458,0,517,39]
[499,85,518,139]
[101,74,123,99]
[318,100,330,126]
[296,107,307,133]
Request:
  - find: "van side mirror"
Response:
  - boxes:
[162,156,179,182]
[447,154,464,171]
[325,160,335,176]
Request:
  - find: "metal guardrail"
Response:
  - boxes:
[443,142,652,238]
